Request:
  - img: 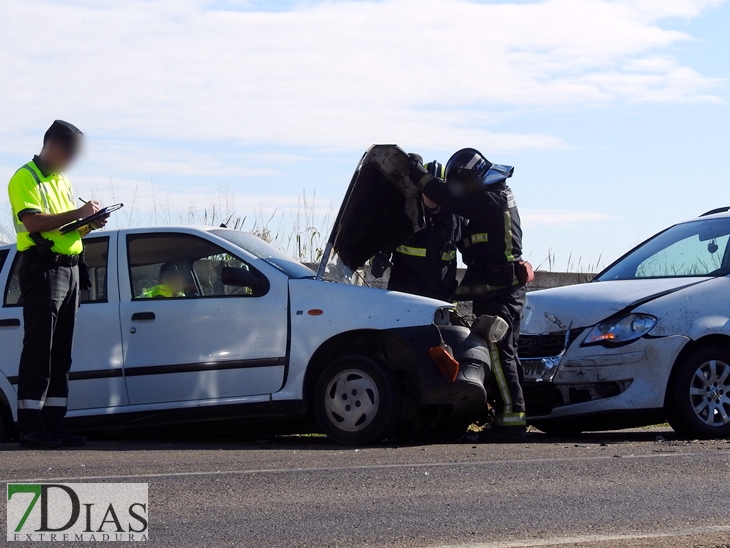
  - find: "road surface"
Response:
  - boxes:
[2,429,729,547]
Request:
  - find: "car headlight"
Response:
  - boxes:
[583,314,657,346]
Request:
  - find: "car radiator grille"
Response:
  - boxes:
[517,329,584,359]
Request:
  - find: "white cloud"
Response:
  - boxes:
[0,0,725,154]
[522,208,613,226]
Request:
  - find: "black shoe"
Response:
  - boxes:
[478,425,528,444]
[20,431,62,449]
[50,428,88,447]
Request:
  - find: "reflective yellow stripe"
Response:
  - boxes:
[21,164,51,214]
[471,233,488,244]
[395,245,427,258]
[495,412,527,426]
[425,162,446,179]
[397,246,455,261]
[18,399,44,410]
[489,342,512,414]
[504,211,515,262]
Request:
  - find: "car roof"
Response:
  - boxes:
[674,208,730,227]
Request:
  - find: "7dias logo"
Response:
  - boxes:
[7,483,148,542]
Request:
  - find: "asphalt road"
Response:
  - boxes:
[2,429,730,548]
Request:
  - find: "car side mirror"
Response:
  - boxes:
[221,266,269,296]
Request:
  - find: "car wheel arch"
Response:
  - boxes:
[663,333,730,409]
[303,329,423,411]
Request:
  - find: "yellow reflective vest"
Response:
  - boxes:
[7,161,82,255]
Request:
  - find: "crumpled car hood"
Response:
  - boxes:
[522,277,710,334]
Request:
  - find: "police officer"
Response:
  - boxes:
[409,149,531,442]
[371,162,465,302]
[7,120,107,449]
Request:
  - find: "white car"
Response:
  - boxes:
[520,208,730,439]
[0,149,490,445]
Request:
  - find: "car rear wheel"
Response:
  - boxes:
[314,355,401,445]
[668,345,730,439]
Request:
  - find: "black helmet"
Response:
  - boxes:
[445,148,514,194]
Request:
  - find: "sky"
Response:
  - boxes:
[1,0,729,270]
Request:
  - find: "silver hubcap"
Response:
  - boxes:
[324,369,379,432]
[689,359,730,427]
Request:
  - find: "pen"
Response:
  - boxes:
[78,198,87,204]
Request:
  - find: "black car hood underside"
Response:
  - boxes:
[319,145,424,273]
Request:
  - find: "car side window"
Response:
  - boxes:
[3,238,108,306]
[127,233,269,300]
[4,237,109,306]
[80,238,109,303]
[3,251,20,306]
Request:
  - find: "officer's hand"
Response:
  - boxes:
[78,200,101,218]
[91,213,110,229]
[370,252,392,278]
[408,153,430,189]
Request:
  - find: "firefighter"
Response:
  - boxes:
[409,149,533,442]
[370,162,465,302]
[7,120,107,449]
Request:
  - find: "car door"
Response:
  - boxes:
[0,247,20,402]
[0,236,127,411]
[118,229,288,405]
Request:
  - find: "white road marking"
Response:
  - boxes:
[4,449,729,483]
[430,525,730,548]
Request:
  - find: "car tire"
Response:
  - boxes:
[668,345,730,439]
[314,355,402,445]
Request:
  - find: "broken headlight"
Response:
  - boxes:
[583,314,657,346]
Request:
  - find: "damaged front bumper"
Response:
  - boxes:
[520,330,690,421]
[386,324,489,424]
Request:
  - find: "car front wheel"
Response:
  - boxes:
[314,355,401,445]
[668,345,730,439]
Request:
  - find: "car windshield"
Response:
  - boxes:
[596,217,730,281]
[210,229,315,279]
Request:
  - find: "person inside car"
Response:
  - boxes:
[141,261,186,298]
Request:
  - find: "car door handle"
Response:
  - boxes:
[0,318,20,328]
[131,312,156,321]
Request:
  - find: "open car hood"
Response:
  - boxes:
[316,145,422,281]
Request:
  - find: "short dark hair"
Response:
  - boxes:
[159,262,181,278]
[43,120,83,153]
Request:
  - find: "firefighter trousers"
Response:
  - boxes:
[473,285,526,427]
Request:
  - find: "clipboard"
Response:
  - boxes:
[60,203,124,235]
